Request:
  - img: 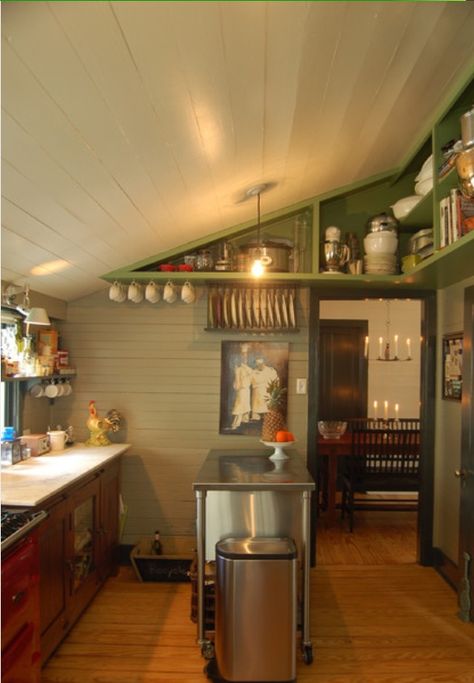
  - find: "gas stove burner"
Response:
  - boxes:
[1,508,47,552]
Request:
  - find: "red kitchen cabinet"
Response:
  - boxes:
[1,532,41,683]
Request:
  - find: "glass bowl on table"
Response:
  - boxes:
[317,421,347,440]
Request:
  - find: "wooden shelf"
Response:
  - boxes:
[101,230,473,292]
[1,372,76,383]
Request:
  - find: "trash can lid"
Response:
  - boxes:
[216,537,297,560]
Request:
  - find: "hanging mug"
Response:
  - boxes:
[30,382,44,398]
[45,381,59,399]
[181,281,195,304]
[128,281,143,303]
[163,281,177,304]
[145,281,161,304]
[109,281,126,303]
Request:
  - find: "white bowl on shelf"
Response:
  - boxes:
[364,232,398,255]
[415,154,433,182]
[390,195,422,219]
[414,177,433,197]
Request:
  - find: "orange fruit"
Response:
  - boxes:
[276,430,294,442]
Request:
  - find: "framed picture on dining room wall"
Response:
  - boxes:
[219,341,289,436]
[442,333,463,401]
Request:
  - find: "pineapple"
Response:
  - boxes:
[261,378,287,441]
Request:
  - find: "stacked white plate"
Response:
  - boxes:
[363,254,398,275]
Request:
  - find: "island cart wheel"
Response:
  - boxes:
[201,640,215,660]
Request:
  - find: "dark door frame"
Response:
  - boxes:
[307,287,436,566]
[458,284,474,621]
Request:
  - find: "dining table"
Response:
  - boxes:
[317,432,352,522]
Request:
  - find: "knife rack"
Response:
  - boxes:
[206,285,298,332]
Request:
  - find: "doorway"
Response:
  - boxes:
[307,290,436,566]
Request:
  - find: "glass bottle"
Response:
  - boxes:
[152,530,162,555]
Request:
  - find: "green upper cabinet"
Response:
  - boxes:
[102,72,474,291]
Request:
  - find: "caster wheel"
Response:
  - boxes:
[303,645,313,665]
[204,657,218,680]
[201,641,215,660]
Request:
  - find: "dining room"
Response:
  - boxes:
[310,296,424,565]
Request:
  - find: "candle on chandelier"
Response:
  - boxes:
[364,336,369,359]
[394,334,399,358]
[395,403,399,420]
[373,400,378,419]
[378,336,383,358]
[384,400,388,420]
[407,338,412,359]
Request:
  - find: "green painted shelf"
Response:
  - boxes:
[398,192,433,230]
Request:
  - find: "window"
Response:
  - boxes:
[1,380,21,435]
[1,312,24,435]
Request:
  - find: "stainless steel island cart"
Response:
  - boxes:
[192,448,315,666]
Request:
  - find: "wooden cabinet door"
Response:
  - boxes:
[99,458,121,580]
[38,496,68,665]
[65,476,101,627]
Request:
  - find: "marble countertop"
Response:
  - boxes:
[1,443,130,508]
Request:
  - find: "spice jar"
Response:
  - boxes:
[196,249,214,271]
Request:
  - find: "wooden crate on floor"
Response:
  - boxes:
[130,536,194,582]
[189,556,216,630]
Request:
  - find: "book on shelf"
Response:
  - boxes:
[439,190,474,247]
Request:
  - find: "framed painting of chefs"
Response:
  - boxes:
[219,341,289,436]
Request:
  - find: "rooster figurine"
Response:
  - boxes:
[85,401,122,447]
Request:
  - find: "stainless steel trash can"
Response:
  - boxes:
[215,537,297,682]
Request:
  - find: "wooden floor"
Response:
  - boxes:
[42,513,474,683]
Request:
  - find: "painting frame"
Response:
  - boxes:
[442,332,463,401]
[219,341,289,436]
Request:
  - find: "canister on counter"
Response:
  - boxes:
[1,438,23,466]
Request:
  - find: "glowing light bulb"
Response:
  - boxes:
[251,259,264,277]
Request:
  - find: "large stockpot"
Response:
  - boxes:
[237,241,292,272]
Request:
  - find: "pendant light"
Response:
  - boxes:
[246,183,267,278]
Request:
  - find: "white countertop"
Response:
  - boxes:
[1,443,130,508]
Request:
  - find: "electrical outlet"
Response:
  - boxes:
[296,378,307,395]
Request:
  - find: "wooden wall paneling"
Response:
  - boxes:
[51,287,309,545]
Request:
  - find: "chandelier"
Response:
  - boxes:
[364,300,412,362]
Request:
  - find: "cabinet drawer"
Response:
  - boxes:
[1,535,40,649]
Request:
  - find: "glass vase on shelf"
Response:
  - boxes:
[19,336,37,376]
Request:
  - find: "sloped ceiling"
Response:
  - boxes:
[2,1,474,301]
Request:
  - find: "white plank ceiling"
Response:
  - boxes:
[2,1,474,301]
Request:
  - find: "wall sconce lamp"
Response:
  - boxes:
[15,284,51,332]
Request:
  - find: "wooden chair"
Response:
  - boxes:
[341,421,421,532]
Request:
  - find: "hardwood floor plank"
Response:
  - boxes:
[42,516,474,683]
